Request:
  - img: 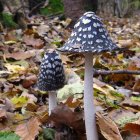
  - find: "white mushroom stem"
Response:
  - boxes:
[84,53,98,140]
[49,91,57,115]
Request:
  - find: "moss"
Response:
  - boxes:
[116,115,140,128]
[0,13,17,28]
[0,131,20,140]
[131,96,140,102]
[130,0,140,9]
[40,0,64,15]
[110,90,124,98]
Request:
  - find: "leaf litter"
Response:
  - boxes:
[0,11,140,140]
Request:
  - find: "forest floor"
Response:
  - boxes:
[0,11,140,140]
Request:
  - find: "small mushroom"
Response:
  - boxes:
[57,12,118,140]
[37,50,65,115]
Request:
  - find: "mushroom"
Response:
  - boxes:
[37,50,65,115]
[57,12,118,140]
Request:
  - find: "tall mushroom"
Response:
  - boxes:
[37,50,65,115]
[57,12,118,140]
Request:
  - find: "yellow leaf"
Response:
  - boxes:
[4,63,26,73]
[4,41,17,45]
[11,96,28,108]
[117,53,124,61]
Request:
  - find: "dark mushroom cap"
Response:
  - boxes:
[57,12,118,53]
[37,50,65,91]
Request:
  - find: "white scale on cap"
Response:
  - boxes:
[58,12,118,53]
[37,50,65,91]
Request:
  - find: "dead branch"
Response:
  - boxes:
[0,0,13,13]
[28,1,46,16]
[19,0,26,16]
[93,69,140,76]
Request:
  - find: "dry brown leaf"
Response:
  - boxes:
[64,96,81,108]
[15,117,41,140]
[4,98,15,111]
[60,54,72,64]
[5,50,36,60]
[36,105,49,123]
[37,24,50,36]
[49,104,85,134]
[118,39,133,48]
[23,35,44,49]
[121,98,140,112]
[0,109,7,121]
[123,118,140,135]
[127,62,139,71]
[4,31,18,41]
[108,109,135,123]
[22,74,37,88]
[50,104,79,125]
[130,56,140,69]
[93,78,106,87]
[96,112,123,140]
[133,79,140,92]
[26,103,39,112]
[109,74,131,83]
[0,112,15,131]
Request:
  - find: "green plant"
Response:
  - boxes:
[0,131,20,140]
[130,0,140,9]
[0,13,17,28]
[40,0,64,15]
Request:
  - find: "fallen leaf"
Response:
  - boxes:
[108,109,136,127]
[22,75,37,88]
[60,54,72,64]
[49,104,85,134]
[64,96,82,108]
[130,56,140,69]
[0,109,7,121]
[23,35,44,49]
[96,112,123,140]
[10,60,29,68]
[15,117,41,140]
[4,40,17,45]
[37,25,50,36]
[21,91,37,103]
[5,50,36,60]
[4,63,26,73]
[121,98,140,112]
[65,68,81,84]
[60,18,72,27]
[4,98,15,111]
[26,103,38,112]
[11,96,28,109]
[36,105,49,123]
[133,79,140,92]
[118,39,133,48]
[57,83,83,101]
[123,118,140,135]
[0,71,11,78]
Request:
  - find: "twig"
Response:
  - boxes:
[15,6,29,14]
[19,0,26,16]
[2,0,13,13]
[28,1,46,16]
[93,69,140,76]
[47,12,63,19]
